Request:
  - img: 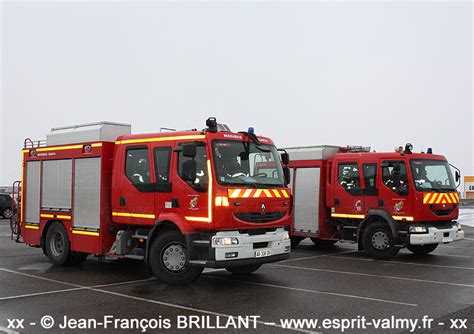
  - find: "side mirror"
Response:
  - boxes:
[281,152,290,165]
[182,160,197,183]
[283,167,291,185]
[182,143,197,158]
[455,170,460,183]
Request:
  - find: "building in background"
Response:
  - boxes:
[464,176,474,199]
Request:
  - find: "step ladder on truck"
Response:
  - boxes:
[285,144,464,259]
[15,119,292,284]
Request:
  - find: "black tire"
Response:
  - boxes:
[45,222,74,265]
[225,264,262,275]
[2,208,12,219]
[70,252,89,265]
[290,236,304,249]
[362,222,400,259]
[148,230,203,285]
[310,238,338,247]
[406,243,438,255]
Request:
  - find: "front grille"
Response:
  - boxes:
[234,211,285,223]
[432,209,454,216]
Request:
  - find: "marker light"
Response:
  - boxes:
[248,127,255,135]
[427,148,433,154]
[212,236,239,246]
[215,196,230,207]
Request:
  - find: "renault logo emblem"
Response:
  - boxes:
[261,203,267,214]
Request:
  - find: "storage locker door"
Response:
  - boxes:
[74,158,101,230]
[42,159,72,210]
[293,167,320,233]
[25,161,41,223]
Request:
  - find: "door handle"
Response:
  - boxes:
[120,197,126,206]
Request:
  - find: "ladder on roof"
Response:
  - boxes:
[23,138,46,149]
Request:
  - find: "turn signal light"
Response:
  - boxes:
[215,196,230,207]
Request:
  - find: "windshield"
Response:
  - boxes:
[410,159,455,192]
[212,140,285,187]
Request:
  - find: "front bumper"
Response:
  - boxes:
[409,225,465,245]
[186,227,291,268]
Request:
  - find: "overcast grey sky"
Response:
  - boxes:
[1,1,473,190]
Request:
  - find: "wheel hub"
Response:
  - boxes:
[50,232,65,257]
[162,243,186,272]
[371,231,389,250]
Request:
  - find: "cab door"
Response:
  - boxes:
[112,145,155,225]
[377,159,413,220]
[333,161,365,218]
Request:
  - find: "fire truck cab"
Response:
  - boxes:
[287,144,464,259]
[16,119,291,284]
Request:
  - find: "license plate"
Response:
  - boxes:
[442,237,453,243]
[255,250,272,258]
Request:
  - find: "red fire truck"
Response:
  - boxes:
[13,119,291,284]
[286,144,464,259]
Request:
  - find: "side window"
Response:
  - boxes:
[0,195,5,203]
[363,163,378,195]
[178,143,208,190]
[125,147,151,185]
[338,163,361,192]
[382,160,408,195]
[153,147,171,184]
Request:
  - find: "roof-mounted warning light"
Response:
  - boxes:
[206,117,218,133]
[248,127,255,135]
[404,143,413,154]
[427,148,433,154]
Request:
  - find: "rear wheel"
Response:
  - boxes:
[2,208,12,219]
[310,238,338,247]
[362,222,399,259]
[45,222,73,265]
[407,243,438,255]
[226,264,261,275]
[148,230,203,285]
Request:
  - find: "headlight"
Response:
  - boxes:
[212,236,239,246]
[282,231,290,240]
[409,226,428,233]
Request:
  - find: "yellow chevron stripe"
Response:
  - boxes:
[253,189,263,198]
[281,190,290,198]
[263,189,272,198]
[242,189,253,198]
[229,189,242,198]
[272,189,282,198]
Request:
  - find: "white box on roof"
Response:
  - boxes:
[285,146,341,161]
[46,121,131,146]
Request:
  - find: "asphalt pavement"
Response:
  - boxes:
[0,220,473,333]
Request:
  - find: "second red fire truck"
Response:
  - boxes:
[14,118,292,284]
[286,144,464,259]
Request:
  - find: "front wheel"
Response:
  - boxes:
[226,264,262,275]
[148,230,203,285]
[362,222,400,259]
[407,243,438,255]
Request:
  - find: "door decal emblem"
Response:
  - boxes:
[394,201,404,212]
[189,197,199,210]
